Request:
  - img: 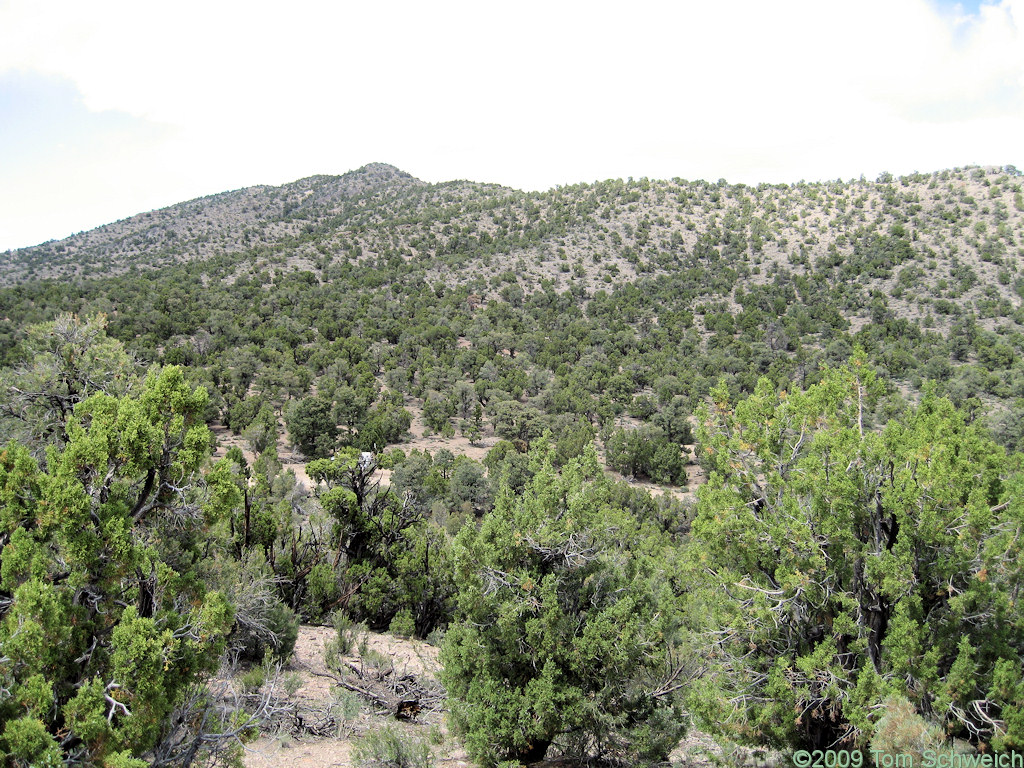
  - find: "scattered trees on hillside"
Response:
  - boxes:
[4,166,1024,763]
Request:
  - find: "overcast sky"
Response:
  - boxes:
[1,0,1022,252]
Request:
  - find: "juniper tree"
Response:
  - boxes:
[0,313,136,457]
[689,359,1024,751]
[0,366,241,766]
[441,442,689,766]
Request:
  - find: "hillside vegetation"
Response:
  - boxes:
[4,164,1024,419]
[0,164,1023,766]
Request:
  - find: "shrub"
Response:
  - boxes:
[325,612,369,667]
[311,451,455,636]
[870,697,946,764]
[353,726,433,768]
[306,561,341,622]
[388,609,416,639]
[231,600,299,665]
[286,394,339,458]
[604,424,686,484]
[441,443,687,767]
[0,367,238,765]
[220,556,300,664]
[240,666,266,694]
[259,601,300,662]
[690,360,1024,750]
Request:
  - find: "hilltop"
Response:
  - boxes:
[4,164,1022,339]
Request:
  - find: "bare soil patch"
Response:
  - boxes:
[242,625,471,768]
[400,396,494,463]
[210,422,313,488]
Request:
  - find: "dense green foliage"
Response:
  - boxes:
[689,360,1024,751]
[0,364,236,765]
[285,394,339,458]
[0,313,137,454]
[441,443,688,766]
[307,448,455,634]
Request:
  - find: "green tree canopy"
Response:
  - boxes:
[689,360,1024,751]
[441,442,688,766]
[285,394,338,458]
[0,365,239,765]
[0,313,137,456]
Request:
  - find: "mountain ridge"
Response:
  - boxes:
[2,163,1022,348]
[0,162,435,282]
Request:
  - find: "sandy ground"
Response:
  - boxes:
[242,625,472,768]
[399,395,495,462]
[210,422,314,488]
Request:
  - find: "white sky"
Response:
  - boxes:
[1,0,1022,252]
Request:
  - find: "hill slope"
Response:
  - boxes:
[2,163,1024,455]
[5,164,1022,336]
